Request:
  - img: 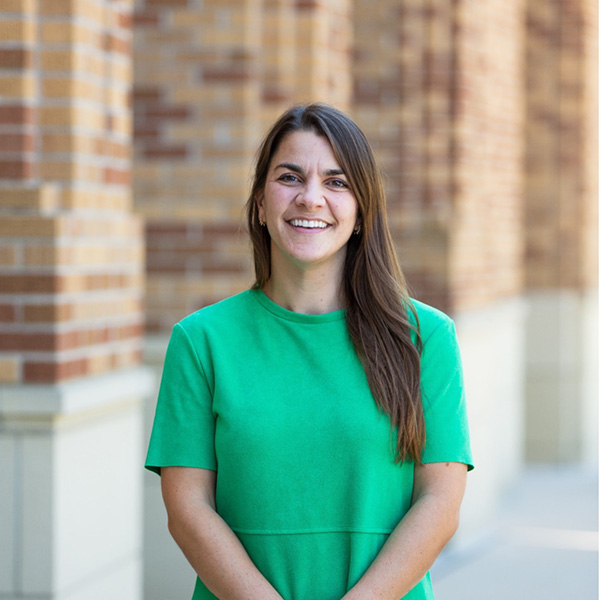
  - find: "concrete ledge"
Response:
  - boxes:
[0,367,155,419]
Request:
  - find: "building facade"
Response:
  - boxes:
[0,1,597,598]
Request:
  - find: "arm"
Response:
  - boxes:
[342,461,468,600]
[161,466,284,600]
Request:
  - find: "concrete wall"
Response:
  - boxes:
[0,368,153,600]
[525,291,599,464]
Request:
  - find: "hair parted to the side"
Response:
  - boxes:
[245,103,424,464]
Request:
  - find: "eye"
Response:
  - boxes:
[328,178,349,189]
[278,173,301,183]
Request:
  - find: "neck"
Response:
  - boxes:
[262,262,346,315]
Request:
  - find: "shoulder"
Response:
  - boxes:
[176,289,256,334]
[406,298,455,344]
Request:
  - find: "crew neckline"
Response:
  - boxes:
[250,289,346,324]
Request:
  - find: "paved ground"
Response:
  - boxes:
[431,465,598,600]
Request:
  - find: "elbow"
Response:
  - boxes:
[444,510,461,545]
[166,509,191,545]
[166,514,181,541]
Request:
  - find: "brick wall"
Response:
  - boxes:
[129,0,597,330]
[525,0,598,290]
[133,0,353,332]
[353,0,526,313]
[0,0,144,383]
[449,0,526,311]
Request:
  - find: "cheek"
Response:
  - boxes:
[339,198,359,223]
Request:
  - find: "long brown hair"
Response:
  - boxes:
[245,103,424,464]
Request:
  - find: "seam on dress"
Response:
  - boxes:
[251,289,347,324]
[420,317,454,348]
[230,527,394,536]
[175,322,214,397]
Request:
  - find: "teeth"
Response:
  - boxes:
[289,219,328,229]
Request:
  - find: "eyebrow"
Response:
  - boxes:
[274,162,346,177]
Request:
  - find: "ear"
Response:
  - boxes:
[354,213,362,230]
[255,191,265,219]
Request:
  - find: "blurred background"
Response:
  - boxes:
[0,0,597,599]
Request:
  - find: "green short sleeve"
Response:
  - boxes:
[145,322,217,475]
[420,318,473,470]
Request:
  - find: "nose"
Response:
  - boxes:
[295,178,324,209]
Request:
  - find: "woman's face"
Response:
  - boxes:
[257,130,359,278]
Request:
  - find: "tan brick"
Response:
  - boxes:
[0,247,18,266]
[40,105,104,129]
[2,0,35,13]
[0,358,20,384]
[87,353,113,376]
[0,75,35,98]
[41,22,98,46]
[39,0,75,15]
[24,245,64,267]
[42,23,74,43]
[0,20,35,43]
[111,60,132,84]
[41,50,78,71]
[42,132,95,154]
[0,185,60,212]
[0,216,65,237]
[23,303,71,323]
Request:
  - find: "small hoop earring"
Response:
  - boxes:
[258,216,266,227]
[353,224,362,235]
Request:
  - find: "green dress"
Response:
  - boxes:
[146,289,473,600]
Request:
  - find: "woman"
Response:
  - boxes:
[146,103,473,600]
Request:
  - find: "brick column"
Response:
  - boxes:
[260,0,297,127]
[524,0,598,463]
[292,0,352,109]
[353,0,527,535]
[259,0,353,145]
[353,0,452,308]
[0,1,150,598]
[353,0,525,313]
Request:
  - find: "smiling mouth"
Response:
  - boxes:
[287,219,329,229]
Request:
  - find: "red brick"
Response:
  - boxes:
[0,49,33,69]
[103,167,130,185]
[143,145,188,159]
[203,67,252,83]
[202,260,245,274]
[104,33,131,55]
[133,86,162,102]
[0,304,16,322]
[0,105,34,126]
[203,223,242,236]
[262,86,292,104]
[145,0,190,7]
[146,223,188,236]
[296,0,321,10]
[0,133,34,152]
[0,275,59,294]
[2,333,55,352]
[117,11,133,30]
[144,106,190,120]
[24,358,88,383]
[0,160,33,179]
[133,11,160,26]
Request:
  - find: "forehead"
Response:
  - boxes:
[270,130,341,169]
